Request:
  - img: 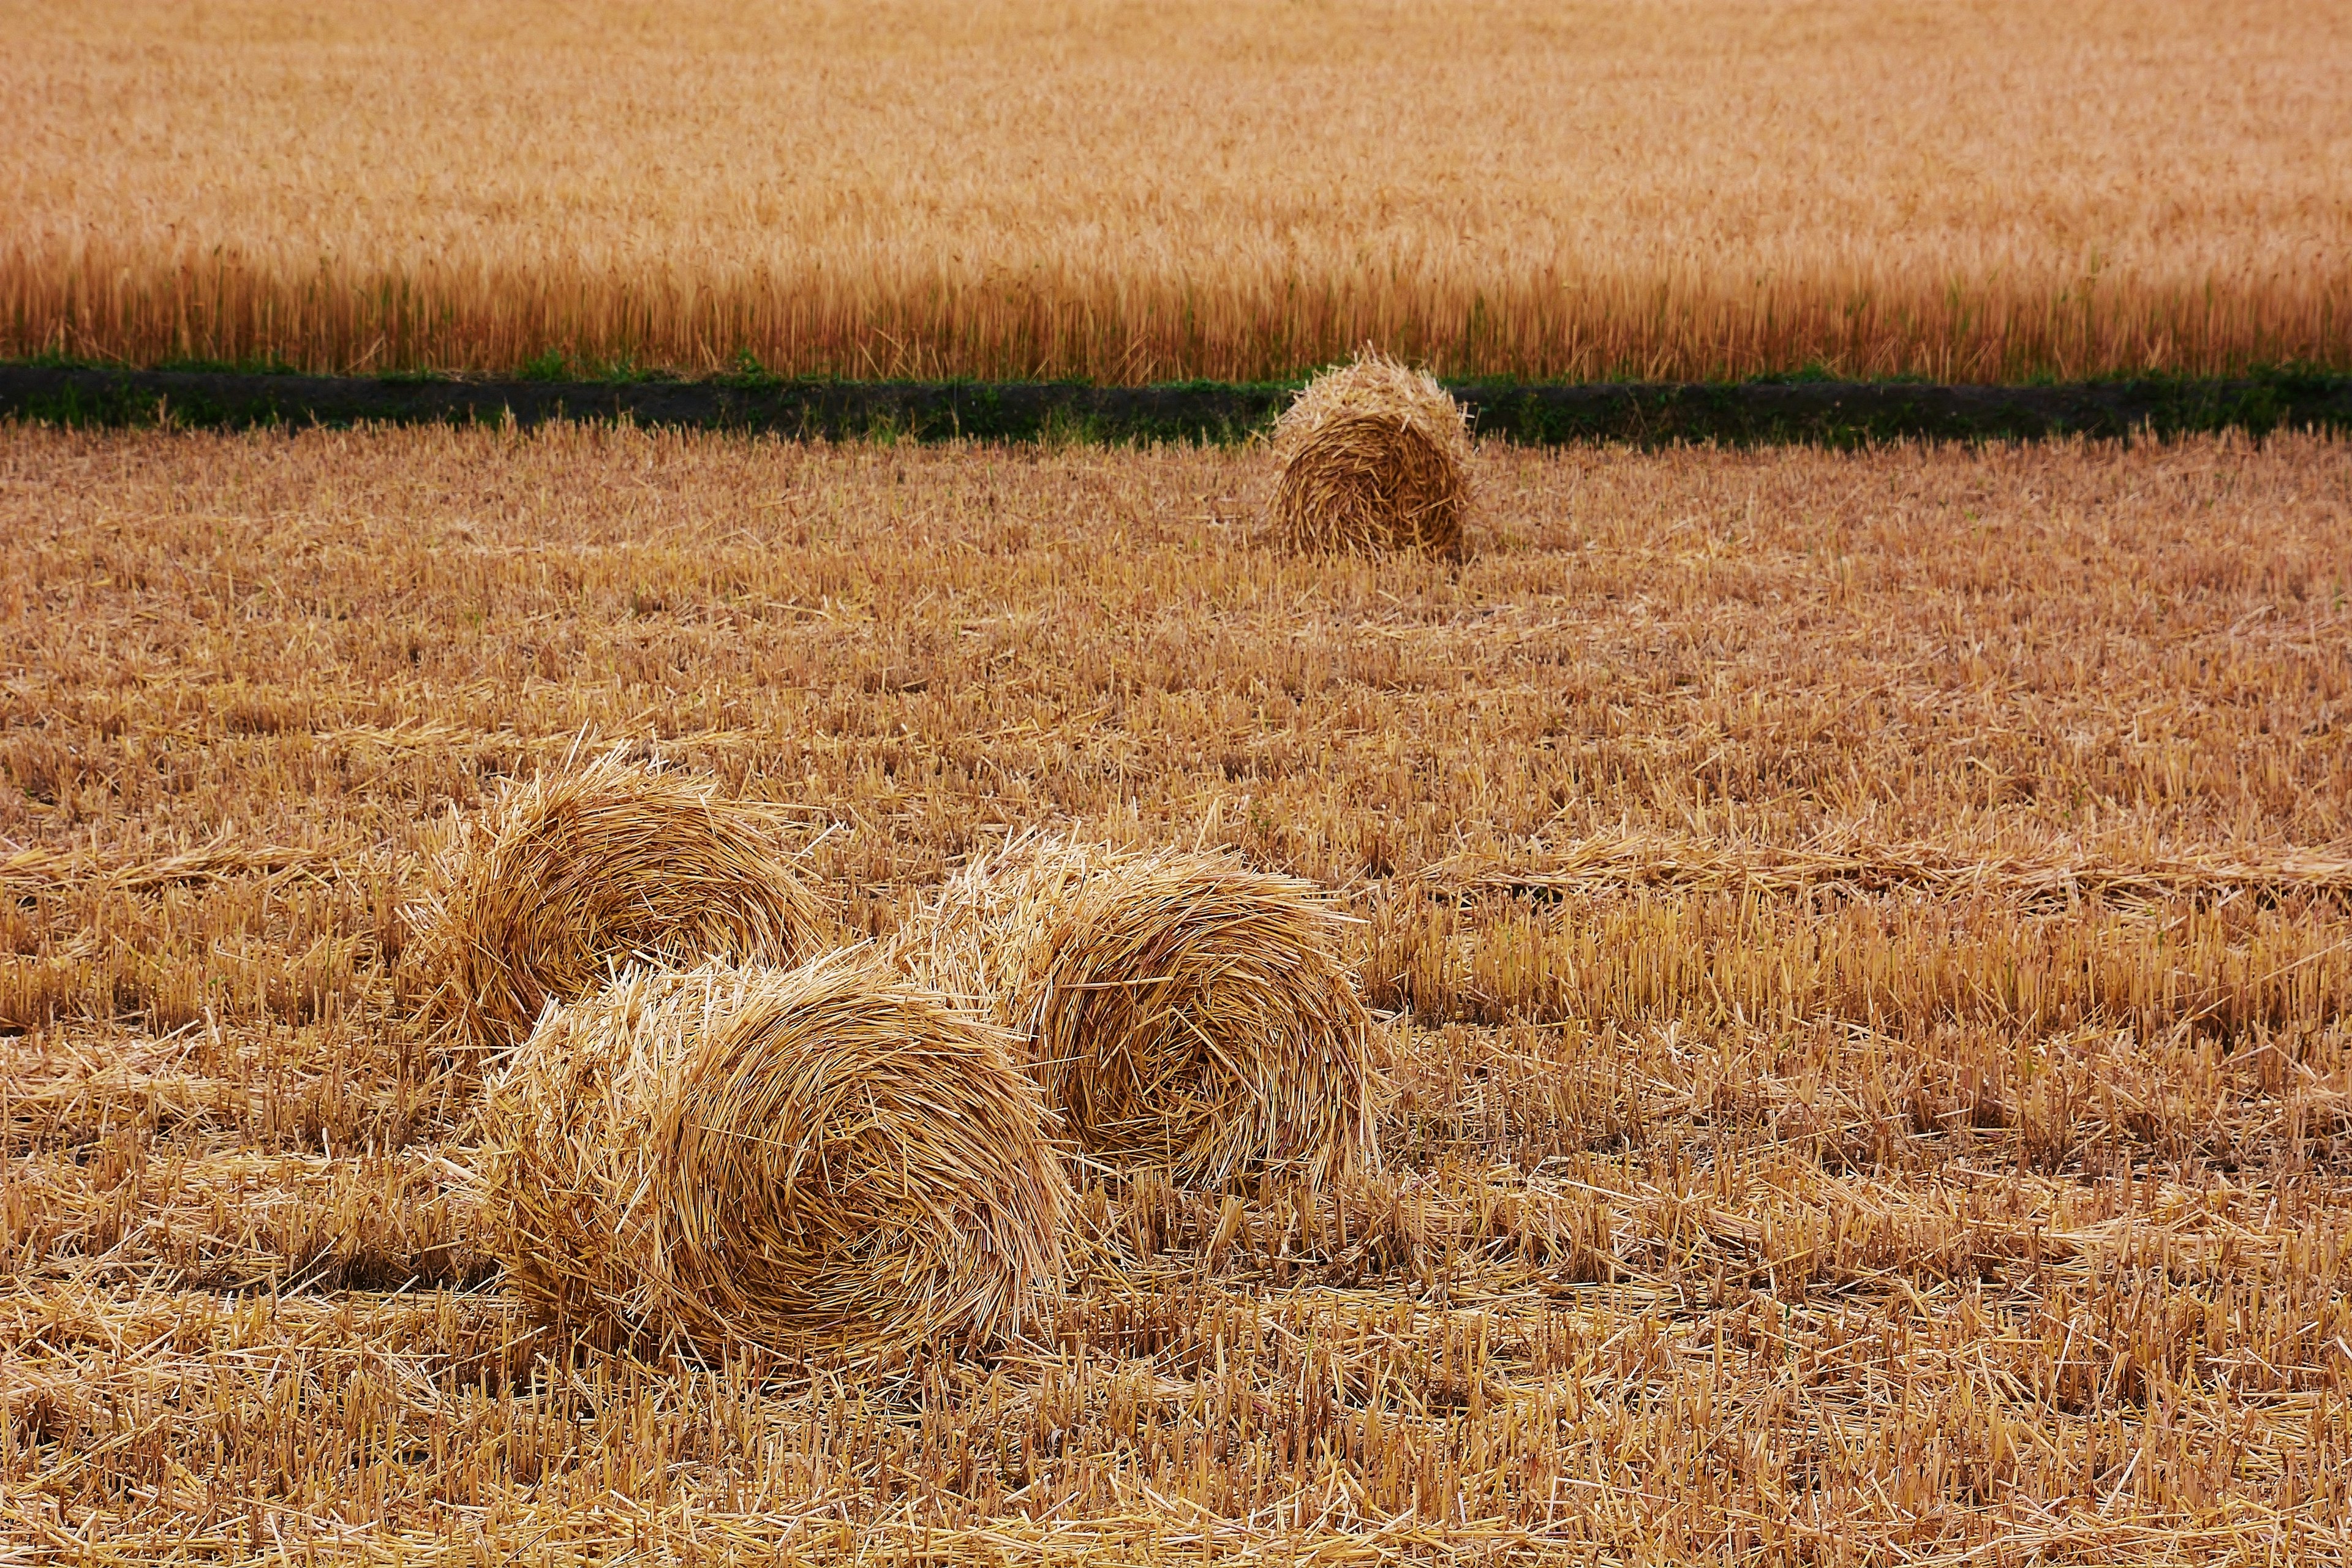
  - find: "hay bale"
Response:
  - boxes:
[409,747,830,1061]
[897,837,1379,1189]
[1266,350,1472,557]
[476,955,1071,1359]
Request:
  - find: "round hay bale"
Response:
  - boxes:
[897,837,1379,1189]
[476,955,1071,1359]
[1266,350,1472,557]
[409,747,830,1061]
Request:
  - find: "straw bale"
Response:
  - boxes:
[409,747,829,1060]
[1265,350,1472,557]
[898,837,1379,1189]
[475,955,1070,1359]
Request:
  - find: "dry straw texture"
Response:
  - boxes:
[899,837,1378,1189]
[409,748,828,1061]
[475,956,1070,1360]
[1266,353,1472,558]
[8,427,2352,1560]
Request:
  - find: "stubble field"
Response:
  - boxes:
[7,0,2351,382]
[2,423,2350,1562]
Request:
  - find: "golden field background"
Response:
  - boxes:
[6,0,2351,381]
[3,423,2350,1560]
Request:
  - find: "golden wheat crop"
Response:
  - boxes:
[3,423,2351,1561]
[4,0,2350,381]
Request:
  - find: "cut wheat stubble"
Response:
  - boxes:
[8,427,2352,1556]
[897,837,1381,1191]
[474,955,1072,1360]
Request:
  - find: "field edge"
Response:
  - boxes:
[8,362,2352,448]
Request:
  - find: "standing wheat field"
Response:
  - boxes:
[2,423,2348,1561]
[5,0,2350,381]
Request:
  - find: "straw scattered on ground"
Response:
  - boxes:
[4,424,2350,1561]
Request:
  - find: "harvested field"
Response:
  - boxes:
[6,0,2351,382]
[3,423,2352,1561]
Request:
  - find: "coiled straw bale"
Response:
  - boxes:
[1266,350,1472,557]
[898,837,1379,1189]
[476,956,1071,1359]
[409,747,829,1061]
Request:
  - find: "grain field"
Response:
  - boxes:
[2,424,2351,1562]
[6,0,2350,382]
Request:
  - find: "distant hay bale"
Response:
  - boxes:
[410,748,829,1061]
[1267,350,1472,557]
[898,837,1379,1189]
[476,956,1071,1359]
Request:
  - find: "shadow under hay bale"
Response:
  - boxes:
[407,747,830,1062]
[475,956,1071,1360]
[1266,350,1473,557]
[897,837,1380,1191]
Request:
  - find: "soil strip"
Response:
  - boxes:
[6,363,2348,446]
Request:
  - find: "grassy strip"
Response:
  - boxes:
[5,362,2350,446]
